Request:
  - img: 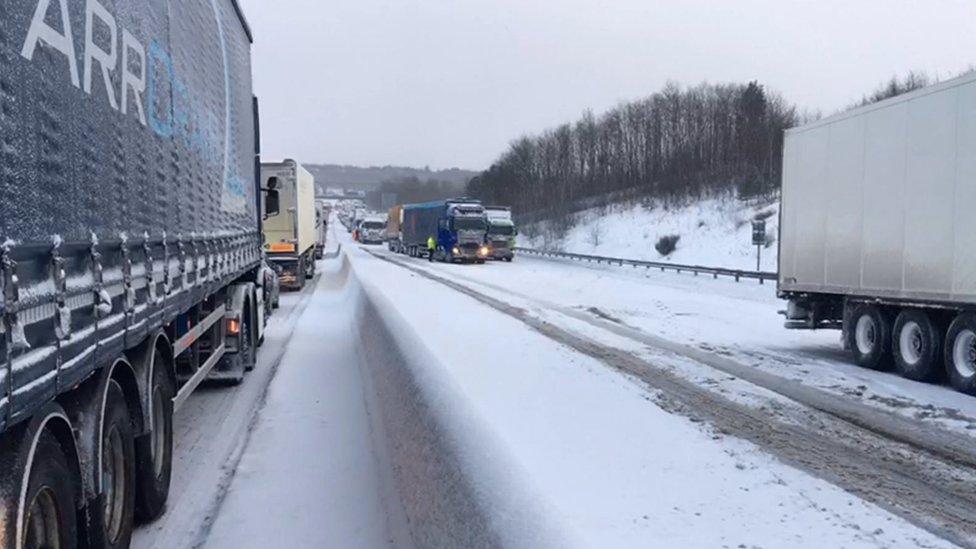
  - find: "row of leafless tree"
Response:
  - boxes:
[467,81,799,218]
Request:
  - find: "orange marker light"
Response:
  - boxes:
[268,242,296,253]
[227,318,241,335]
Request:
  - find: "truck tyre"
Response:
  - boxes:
[220,315,253,385]
[305,255,316,279]
[264,291,274,319]
[847,304,892,371]
[945,313,976,394]
[135,351,174,522]
[893,309,942,381]
[504,256,513,262]
[95,379,136,549]
[18,430,79,549]
[295,258,306,290]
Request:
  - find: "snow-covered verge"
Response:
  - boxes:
[342,238,954,548]
[521,194,779,271]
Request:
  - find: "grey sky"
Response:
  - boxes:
[238,0,976,170]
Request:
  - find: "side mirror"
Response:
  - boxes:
[264,189,280,218]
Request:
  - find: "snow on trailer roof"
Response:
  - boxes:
[787,70,976,135]
[229,0,254,43]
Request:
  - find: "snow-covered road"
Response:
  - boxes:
[383,248,976,438]
[205,258,412,548]
[344,235,967,547]
[138,225,976,548]
[132,272,321,548]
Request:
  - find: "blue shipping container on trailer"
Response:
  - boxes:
[402,199,489,262]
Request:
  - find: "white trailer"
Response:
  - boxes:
[262,160,318,289]
[779,71,976,394]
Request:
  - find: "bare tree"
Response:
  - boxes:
[468,81,797,221]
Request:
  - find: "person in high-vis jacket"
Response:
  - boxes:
[427,236,436,262]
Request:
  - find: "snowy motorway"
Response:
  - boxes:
[134,229,976,548]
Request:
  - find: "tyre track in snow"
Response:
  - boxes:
[367,249,976,548]
[399,255,976,470]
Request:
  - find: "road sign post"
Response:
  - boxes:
[752,219,767,282]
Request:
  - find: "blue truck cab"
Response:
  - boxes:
[402,199,490,263]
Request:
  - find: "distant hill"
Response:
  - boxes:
[305,164,478,194]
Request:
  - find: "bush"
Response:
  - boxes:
[655,234,681,256]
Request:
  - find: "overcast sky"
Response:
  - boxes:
[238,0,976,170]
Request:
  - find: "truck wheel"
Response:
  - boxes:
[945,313,976,394]
[135,351,174,522]
[96,380,136,549]
[893,309,942,381]
[295,259,306,290]
[847,304,892,371]
[220,316,253,385]
[21,431,79,549]
[305,256,316,279]
[504,256,513,262]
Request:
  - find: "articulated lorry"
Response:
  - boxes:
[779,71,976,395]
[0,0,275,546]
[262,160,317,289]
[485,206,517,262]
[402,199,490,263]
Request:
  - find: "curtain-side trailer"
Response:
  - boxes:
[402,200,489,263]
[779,71,976,395]
[0,1,275,546]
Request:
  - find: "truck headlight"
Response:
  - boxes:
[452,247,460,255]
[479,246,490,257]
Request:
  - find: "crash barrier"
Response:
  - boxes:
[350,263,567,548]
[515,247,777,284]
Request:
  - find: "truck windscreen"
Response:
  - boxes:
[489,224,515,236]
[453,218,486,231]
[363,222,385,229]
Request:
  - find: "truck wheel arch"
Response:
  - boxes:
[0,403,84,549]
[58,357,142,507]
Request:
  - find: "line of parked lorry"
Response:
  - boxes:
[0,2,336,546]
[385,199,518,263]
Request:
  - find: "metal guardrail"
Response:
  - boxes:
[514,247,777,284]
